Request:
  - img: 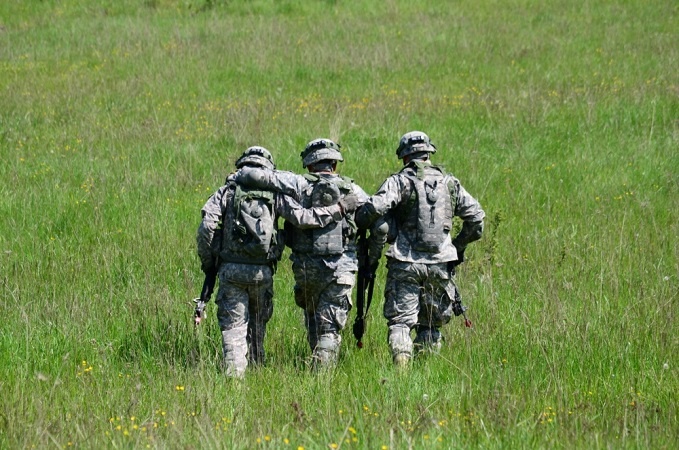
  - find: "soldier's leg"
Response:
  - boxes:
[292,260,324,352]
[303,308,319,351]
[414,263,454,355]
[413,325,442,353]
[246,266,274,366]
[312,272,353,368]
[294,281,319,351]
[384,260,423,364]
[215,274,250,379]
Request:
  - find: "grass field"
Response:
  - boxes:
[1,0,677,448]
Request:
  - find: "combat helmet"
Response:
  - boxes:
[396,131,437,160]
[300,138,344,168]
[235,146,276,170]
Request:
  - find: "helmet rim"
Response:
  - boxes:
[396,131,436,159]
[300,138,343,168]
[235,146,276,170]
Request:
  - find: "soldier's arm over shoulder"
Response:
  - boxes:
[276,193,343,229]
[449,177,485,249]
[351,183,370,204]
[236,167,304,198]
[355,174,408,229]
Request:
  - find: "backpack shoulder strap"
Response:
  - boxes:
[303,173,320,183]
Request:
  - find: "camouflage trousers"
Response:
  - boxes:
[291,257,354,368]
[216,262,274,378]
[383,259,457,360]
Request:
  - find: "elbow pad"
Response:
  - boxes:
[373,219,389,239]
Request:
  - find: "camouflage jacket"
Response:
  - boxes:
[197,170,345,270]
[356,160,485,264]
[236,168,369,272]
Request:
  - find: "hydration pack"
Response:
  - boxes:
[286,174,355,256]
[405,164,453,252]
[229,185,278,262]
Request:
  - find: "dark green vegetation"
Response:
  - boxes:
[1,0,677,448]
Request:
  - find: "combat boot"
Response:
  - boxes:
[222,361,246,379]
[311,335,339,370]
[393,353,411,368]
[413,326,442,356]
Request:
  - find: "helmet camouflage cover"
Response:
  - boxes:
[396,131,437,159]
[235,146,276,170]
[300,138,344,168]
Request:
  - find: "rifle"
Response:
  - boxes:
[194,227,222,326]
[193,266,217,325]
[450,259,473,328]
[353,228,378,348]
[452,295,473,328]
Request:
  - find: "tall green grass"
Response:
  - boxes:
[1,0,677,448]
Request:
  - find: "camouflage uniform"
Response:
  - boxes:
[236,139,368,367]
[197,147,345,378]
[356,132,485,365]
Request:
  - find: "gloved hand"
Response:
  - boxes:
[338,193,359,214]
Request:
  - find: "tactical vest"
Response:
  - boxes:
[286,173,356,256]
[395,162,453,253]
[220,182,278,264]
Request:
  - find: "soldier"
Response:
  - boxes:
[196,146,358,378]
[236,138,369,368]
[355,131,485,367]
